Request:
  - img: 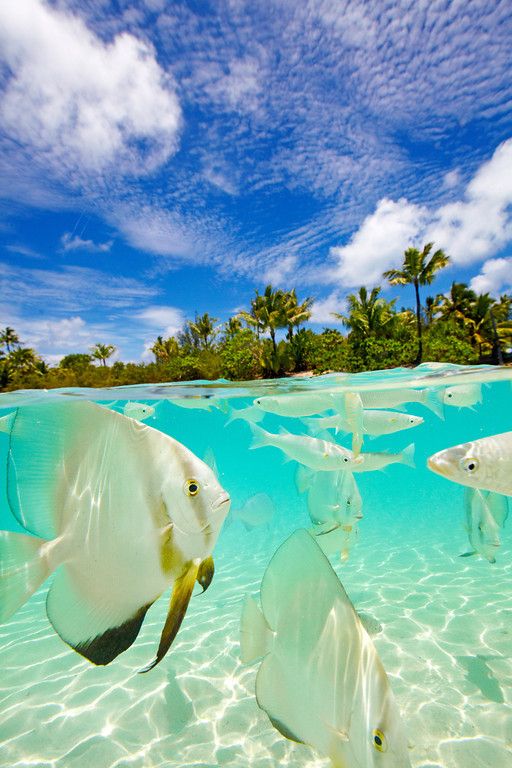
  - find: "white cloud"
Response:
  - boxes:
[330,198,427,286]
[309,292,345,325]
[0,0,181,179]
[442,169,461,189]
[135,305,185,337]
[61,233,112,253]
[426,139,512,264]
[113,206,197,260]
[470,258,512,296]
[263,255,297,286]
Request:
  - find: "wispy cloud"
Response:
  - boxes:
[134,305,185,337]
[5,243,42,259]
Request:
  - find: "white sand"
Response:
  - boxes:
[0,517,511,768]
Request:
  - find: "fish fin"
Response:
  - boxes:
[0,530,52,622]
[459,551,477,558]
[255,653,305,744]
[278,425,291,435]
[203,447,218,477]
[295,464,314,494]
[140,561,199,673]
[425,388,445,420]
[401,442,415,468]
[0,411,16,433]
[46,568,154,665]
[248,422,271,450]
[240,595,273,663]
[196,556,214,594]
[213,399,229,414]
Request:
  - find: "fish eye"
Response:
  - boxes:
[343,456,349,463]
[447,392,453,399]
[460,457,479,473]
[185,479,200,496]
[372,728,387,752]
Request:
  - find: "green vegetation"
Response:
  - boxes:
[1,245,511,391]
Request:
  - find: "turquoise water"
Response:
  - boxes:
[0,363,511,767]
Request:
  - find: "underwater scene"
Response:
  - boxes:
[0,363,511,768]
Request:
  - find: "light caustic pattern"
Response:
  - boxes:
[0,363,511,768]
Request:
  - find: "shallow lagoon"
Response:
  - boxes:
[0,363,511,768]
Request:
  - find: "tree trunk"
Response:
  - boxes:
[414,280,422,366]
[489,310,503,365]
[270,328,277,354]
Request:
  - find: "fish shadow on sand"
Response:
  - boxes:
[164,664,195,735]
[456,655,504,703]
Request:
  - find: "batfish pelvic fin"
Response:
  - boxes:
[140,560,201,673]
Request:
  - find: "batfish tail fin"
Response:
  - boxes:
[249,423,272,450]
[424,389,445,420]
[240,595,273,663]
[0,530,52,622]
[401,443,415,468]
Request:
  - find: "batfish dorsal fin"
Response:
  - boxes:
[140,561,200,673]
[46,567,154,665]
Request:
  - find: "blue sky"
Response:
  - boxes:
[0,0,511,362]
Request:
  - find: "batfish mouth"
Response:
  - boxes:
[215,493,231,511]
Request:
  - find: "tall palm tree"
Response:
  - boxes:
[188,313,218,350]
[282,289,313,340]
[240,285,287,352]
[7,347,40,375]
[384,243,450,365]
[151,336,179,363]
[332,286,396,339]
[0,327,20,354]
[90,343,116,367]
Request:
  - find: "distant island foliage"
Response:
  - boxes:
[1,245,511,392]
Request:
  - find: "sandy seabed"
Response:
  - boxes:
[0,516,511,768]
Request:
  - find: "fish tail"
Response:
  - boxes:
[0,530,53,623]
[239,595,272,663]
[401,443,416,468]
[249,423,272,450]
[424,388,445,420]
[213,399,229,414]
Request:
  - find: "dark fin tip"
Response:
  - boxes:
[74,603,152,665]
[196,556,215,594]
[266,713,305,745]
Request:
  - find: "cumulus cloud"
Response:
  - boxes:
[135,305,185,336]
[61,233,113,253]
[426,139,512,264]
[0,0,181,179]
[330,198,427,287]
[470,258,512,295]
[309,292,345,325]
[329,138,512,288]
[263,255,297,286]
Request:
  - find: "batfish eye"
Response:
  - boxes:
[185,479,200,496]
[447,392,453,398]
[460,457,479,473]
[372,728,387,752]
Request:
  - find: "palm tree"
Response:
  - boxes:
[383,243,450,365]
[151,335,179,363]
[90,343,116,367]
[240,285,287,352]
[0,327,20,354]
[425,295,443,326]
[282,289,313,340]
[188,313,218,350]
[223,316,243,341]
[7,347,41,375]
[333,287,396,340]
[438,282,476,325]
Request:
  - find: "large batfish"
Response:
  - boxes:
[240,529,411,767]
[461,488,501,563]
[427,431,512,496]
[0,401,230,671]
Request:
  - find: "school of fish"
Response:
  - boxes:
[0,371,510,768]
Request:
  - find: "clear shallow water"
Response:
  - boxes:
[0,363,511,768]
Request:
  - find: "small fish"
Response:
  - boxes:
[240,529,411,767]
[443,383,482,409]
[307,470,363,527]
[170,396,228,412]
[253,393,342,418]
[123,401,156,421]
[0,402,230,670]
[232,493,274,529]
[427,431,512,496]
[306,410,424,437]
[249,423,362,472]
[225,404,265,426]
[461,488,501,563]
[360,387,444,419]
[343,392,364,456]
[353,443,415,473]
